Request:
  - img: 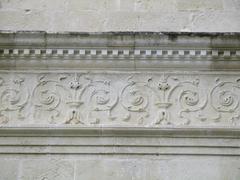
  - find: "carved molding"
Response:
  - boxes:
[0,127,239,155]
[0,32,239,158]
[0,32,240,128]
[0,71,240,127]
[1,48,239,58]
[0,32,240,70]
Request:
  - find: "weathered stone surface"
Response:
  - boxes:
[0,0,239,32]
[177,0,223,11]
[0,159,19,180]
[20,159,74,180]
[0,156,240,180]
[0,32,240,127]
[1,71,240,127]
[75,157,240,180]
[0,32,239,179]
[166,158,240,180]
[75,159,143,180]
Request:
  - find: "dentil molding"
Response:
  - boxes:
[0,32,240,138]
[0,31,240,70]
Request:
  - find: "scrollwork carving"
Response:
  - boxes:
[121,82,148,112]
[210,79,240,124]
[211,81,240,112]
[167,78,207,125]
[120,76,151,124]
[84,79,118,124]
[0,76,29,124]
[0,72,239,127]
[32,74,86,124]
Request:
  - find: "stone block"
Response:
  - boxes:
[135,0,177,12]
[20,159,74,180]
[177,0,223,11]
[0,159,19,180]
[74,157,240,180]
[167,158,240,180]
[191,11,240,32]
[136,12,190,31]
[0,0,68,11]
[75,159,144,180]
[222,0,240,11]
[51,11,106,32]
[68,0,119,12]
[0,0,239,32]
[0,10,50,31]
[120,0,136,11]
[105,12,140,31]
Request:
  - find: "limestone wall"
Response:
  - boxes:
[0,0,239,32]
[0,1,240,179]
[1,156,240,179]
[0,32,240,180]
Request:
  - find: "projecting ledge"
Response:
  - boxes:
[0,31,240,70]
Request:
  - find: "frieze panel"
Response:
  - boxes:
[0,71,240,127]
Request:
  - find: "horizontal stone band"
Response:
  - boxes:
[1,48,239,57]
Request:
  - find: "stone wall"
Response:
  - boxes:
[0,1,240,179]
[1,156,240,180]
[0,32,240,180]
[0,0,239,32]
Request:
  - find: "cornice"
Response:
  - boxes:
[0,32,240,155]
[0,31,240,70]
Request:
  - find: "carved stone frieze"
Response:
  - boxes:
[0,71,240,127]
[0,32,240,180]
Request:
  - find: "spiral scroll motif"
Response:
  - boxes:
[0,77,29,120]
[32,81,61,111]
[121,82,149,112]
[88,81,118,111]
[180,90,199,108]
[0,89,28,111]
[169,80,207,112]
[211,82,239,112]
